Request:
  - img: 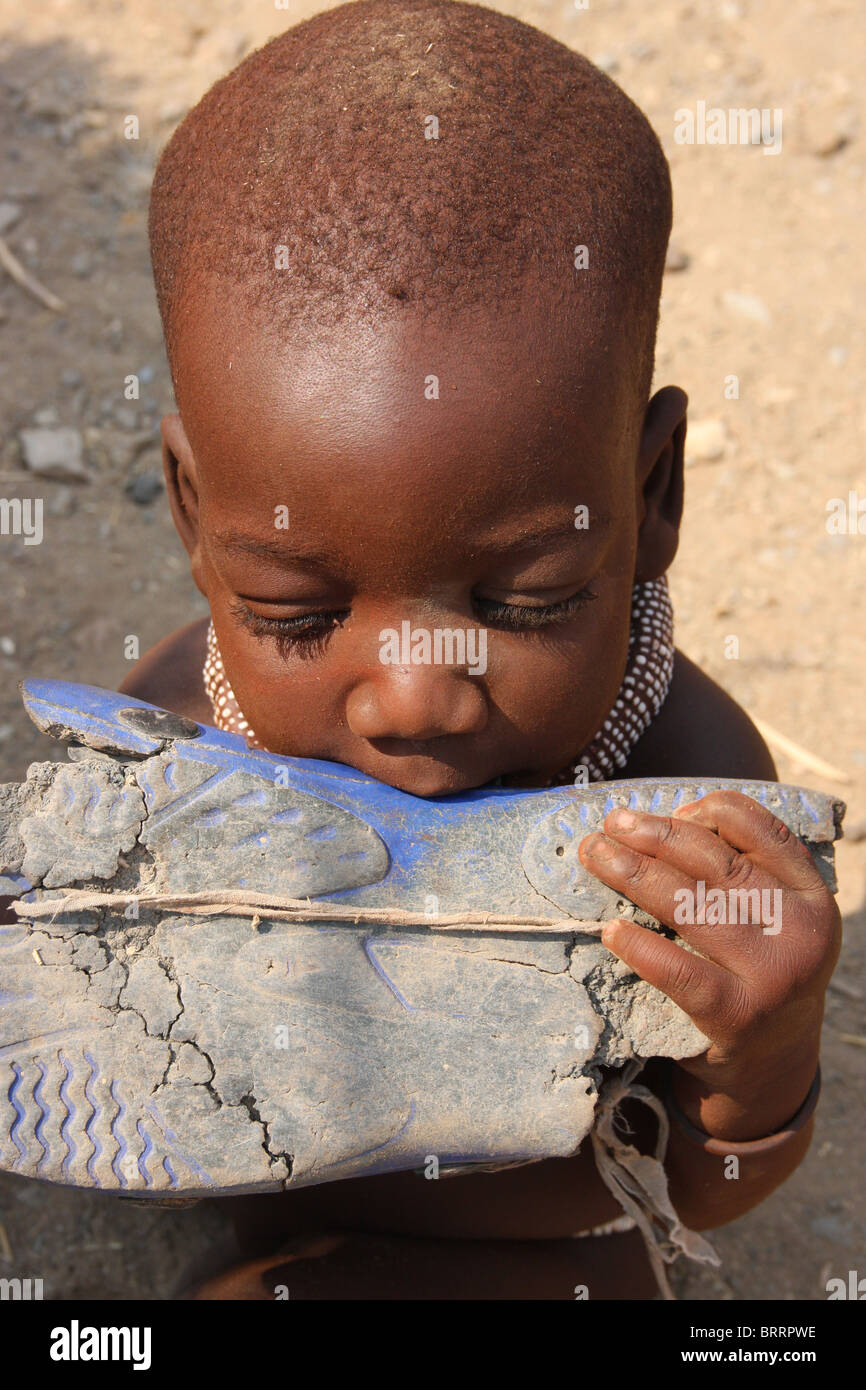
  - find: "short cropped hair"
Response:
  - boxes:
[149,0,672,400]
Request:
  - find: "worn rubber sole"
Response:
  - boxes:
[0,679,845,1198]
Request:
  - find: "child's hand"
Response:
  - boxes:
[578,790,841,1139]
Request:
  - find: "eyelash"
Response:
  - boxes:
[230,602,350,660]
[231,586,597,658]
[474,586,597,630]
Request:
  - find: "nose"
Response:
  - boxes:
[345,662,488,742]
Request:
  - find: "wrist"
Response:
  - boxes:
[671,1040,821,1141]
[668,1064,821,1153]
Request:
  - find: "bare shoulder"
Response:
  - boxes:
[118,618,211,723]
[622,649,777,781]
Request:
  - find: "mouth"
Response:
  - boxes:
[362,738,497,797]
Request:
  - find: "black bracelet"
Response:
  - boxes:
[666,1065,821,1155]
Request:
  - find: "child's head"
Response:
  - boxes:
[148,0,686,796]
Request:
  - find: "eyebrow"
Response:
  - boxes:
[214,516,607,569]
[471,517,609,556]
[213,533,345,571]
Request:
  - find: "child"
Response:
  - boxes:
[122,0,840,1299]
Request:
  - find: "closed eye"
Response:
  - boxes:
[230,600,349,659]
[473,585,597,631]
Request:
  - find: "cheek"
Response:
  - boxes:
[207,597,347,751]
[481,592,633,751]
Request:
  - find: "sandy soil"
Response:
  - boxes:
[0,0,863,1300]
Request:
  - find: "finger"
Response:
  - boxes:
[672,790,828,896]
[602,806,782,893]
[579,830,768,973]
[600,918,746,1043]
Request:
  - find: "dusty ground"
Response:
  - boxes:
[0,0,863,1300]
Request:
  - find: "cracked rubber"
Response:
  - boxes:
[0,679,845,1198]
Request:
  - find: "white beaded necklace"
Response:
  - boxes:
[203,576,675,785]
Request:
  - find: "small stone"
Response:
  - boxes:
[0,200,23,234]
[685,418,728,464]
[0,636,15,656]
[32,406,60,427]
[112,405,138,430]
[761,384,796,407]
[664,242,691,273]
[60,368,83,388]
[159,98,188,125]
[126,471,163,505]
[47,486,77,518]
[0,723,13,743]
[138,364,156,385]
[802,107,858,158]
[594,51,620,74]
[810,1215,847,1242]
[722,290,771,324]
[19,427,89,481]
[70,251,92,277]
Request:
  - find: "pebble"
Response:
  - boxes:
[0,200,22,234]
[112,405,139,430]
[0,636,15,657]
[0,724,13,743]
[19,427,90,481]
[70,251,93,277]
[722,290,771,324]
[802,107,858,158]
[159,99,188,125]
[664,242,691,273]
[685,418,728,464]
[108,430,157,470]
[47,486,77,518]
[594,51,620,74]
[60,368,83,388]
[32,406,60,427]
[810,1215,849,1243]
[126,471,164,505]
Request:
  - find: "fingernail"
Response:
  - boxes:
[585,833,617,860]
[608,808,638,831]
[601,920,623,946]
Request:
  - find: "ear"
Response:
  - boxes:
[161,413,206,596]
[634,386,688,582]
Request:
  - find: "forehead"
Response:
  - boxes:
[175,281,639,539]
